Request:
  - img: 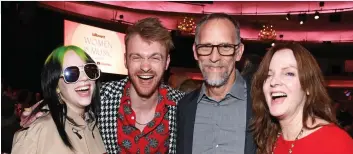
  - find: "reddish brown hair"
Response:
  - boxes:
[250,42,337,154]
[124,17,174,53]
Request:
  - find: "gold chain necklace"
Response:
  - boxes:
[135,120,150,125]
[272,128,304,154]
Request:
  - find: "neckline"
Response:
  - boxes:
[279,123,333,143]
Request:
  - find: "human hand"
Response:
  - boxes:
[20,100,45,127]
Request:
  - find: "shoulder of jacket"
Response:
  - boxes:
[100,78,128,97]
[30,113,55,131]
[101,78,128,90]
[163,84,185,103]
[14,113,54,142]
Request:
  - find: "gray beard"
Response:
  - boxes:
[202,71,230,87]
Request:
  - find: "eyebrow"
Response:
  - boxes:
[129,53,163,58]
[268,65,297,72]
[282,65,297,70]
[198,42,233,45]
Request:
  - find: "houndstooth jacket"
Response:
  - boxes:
[98,77,185,154]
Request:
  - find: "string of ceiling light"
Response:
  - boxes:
[286,2,332,25]
[202,2,353,22]
[211,2,351,25]
[286,8,345,25]
[286,2,324,21]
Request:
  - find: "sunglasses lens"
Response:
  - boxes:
[84,64,100,80]
[63,66,80,83]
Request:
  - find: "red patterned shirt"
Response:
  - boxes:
[117,82,176,154]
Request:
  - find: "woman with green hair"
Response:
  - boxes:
[12,45,106,153]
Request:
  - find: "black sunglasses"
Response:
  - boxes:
[61,63,100,83]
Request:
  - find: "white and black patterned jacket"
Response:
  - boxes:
[98,77,185,154]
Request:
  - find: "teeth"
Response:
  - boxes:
[271,92,287,97]
[138,75,153,79]
[76,86,89,91]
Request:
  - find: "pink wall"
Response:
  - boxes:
[39,1,353,42]
[99,1,353,15]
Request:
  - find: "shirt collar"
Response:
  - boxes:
[197,69,246,103]
[66,107,96,129]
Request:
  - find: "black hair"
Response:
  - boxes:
[28,45,101,150]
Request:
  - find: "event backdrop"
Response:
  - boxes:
[64,20,127,75]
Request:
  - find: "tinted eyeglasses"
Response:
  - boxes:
[195,43,240,56]
[61,63,100,83]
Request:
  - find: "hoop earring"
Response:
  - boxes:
[56,88,64,104]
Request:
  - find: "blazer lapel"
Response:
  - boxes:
[244,80,257,154]
[179,89,200,154]
[165,84,185,154]
[98,78,128,154]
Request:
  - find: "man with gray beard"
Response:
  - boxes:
[176,13,256,154]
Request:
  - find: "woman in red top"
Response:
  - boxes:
[250,43,353,154]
